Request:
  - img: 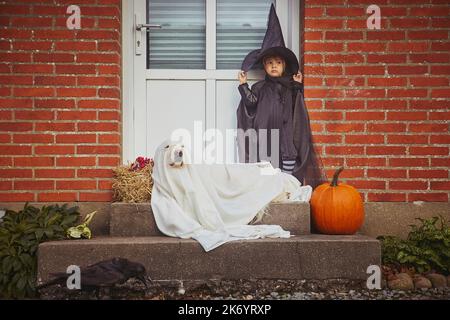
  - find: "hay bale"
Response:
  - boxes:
[112,163,153,203]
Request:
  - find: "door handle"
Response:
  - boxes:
[135,14,162,56]
[136,24,162,31]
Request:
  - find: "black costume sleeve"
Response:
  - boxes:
[238,83,258,116]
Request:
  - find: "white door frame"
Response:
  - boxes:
[122,0,300,164]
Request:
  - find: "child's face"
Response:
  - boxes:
[263,56,285,77]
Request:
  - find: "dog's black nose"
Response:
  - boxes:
[178,151,183,157]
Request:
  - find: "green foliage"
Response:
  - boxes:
[0,202,80,299]
[378,216,450,275]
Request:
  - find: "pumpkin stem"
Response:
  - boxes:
[331,167,344,187]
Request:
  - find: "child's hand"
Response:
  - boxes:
[293,71,303,83]
[238,71,247,84]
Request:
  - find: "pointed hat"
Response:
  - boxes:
[241,4,299,75]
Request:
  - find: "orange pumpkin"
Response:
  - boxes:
[310,167,364,235]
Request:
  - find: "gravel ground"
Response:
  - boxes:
[38,278,450,300]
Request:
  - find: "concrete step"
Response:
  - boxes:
[110,201,311,237]
[37,235,380,283]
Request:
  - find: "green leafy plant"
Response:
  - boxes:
[0,202,80,299]
[378,215,450,275]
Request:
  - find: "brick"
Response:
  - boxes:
[14,87,54,97]
[35,169,75,178]
[13,134,54,144]
[430,135,450,144]
[14,180,54,190]
[368,169,407,178]
[387,112,427,121]
[0,181,12,190]
[56,111,96,120]
[77,169,113,178]
[34,146,75,155]
[55,41,96,51]
[77,123,119,132]
[55,64,96,75]
[13,64,53,74]
[98,157,120,166]
[0,99,32,109]
[389,158,429,167]
[0,75,33,85]
[79,192,113,202]
[0,155,13,167]
[56,157,96,167]
[345,135,384,144]
[431,89,450,98]
[346,158,387,167]
[410,170,448,178]
[0,193,34,202]
[410,77,448,87]
[13,41,52,51]
[345,112,385,121]
[14,157,54,167]
[0,169,32,178]
[98,134,120,144]
[76,53,119,64]
[367,146,406,155]
[98,180,113,190]
[347,180,386,190]
[326,146,365,155]
[98,111,119,121]
[367,123,406,132]
[367,77,407,87]
[326,123,364,133]
[0,52,31,62]
[410,147,448,156]
[78,99,120,109]
[34,76,77,86]
[409,124,448,133]
[56,180,97,190]
[38,192,78,202]
[77,145,120,154]
[35,99,75,109]
[56,88,96,97]
[387,135,428,144]
[35,123,75,132]
[390,181,428,190]
[430,181,450,190]
[368,193,406,202]
[98,88,120,98]
[0,145,31,155]
[78,76,120,87]
[408,193,448,202]
[56,134,96,143]
[15,110,54,121]
[34,53,75,63]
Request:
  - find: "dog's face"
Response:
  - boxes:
[165,143,185,168]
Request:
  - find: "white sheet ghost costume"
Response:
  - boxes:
[150,138,312,251]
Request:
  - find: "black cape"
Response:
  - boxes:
[236,75,327,190]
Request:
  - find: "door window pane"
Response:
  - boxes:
[147,0,206,69]
[216,0,275,69]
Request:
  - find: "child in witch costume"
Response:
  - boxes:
[236,4,326,190]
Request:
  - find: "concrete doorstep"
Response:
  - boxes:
[37,235,380,283]
[110,201,311,236]
[37,201,381,283]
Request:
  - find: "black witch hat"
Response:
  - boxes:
[241,4,299,75]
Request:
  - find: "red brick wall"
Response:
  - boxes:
[303,0,449,202]
[0,0,121,202]
[0,0,448,203]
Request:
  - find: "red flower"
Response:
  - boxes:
[130,156,153,171]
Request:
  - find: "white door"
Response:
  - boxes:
[122,0,300,164]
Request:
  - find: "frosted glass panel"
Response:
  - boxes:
[216,0,275,69]
[147,0,206,69]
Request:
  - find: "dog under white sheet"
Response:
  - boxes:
[150,138,312,251]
